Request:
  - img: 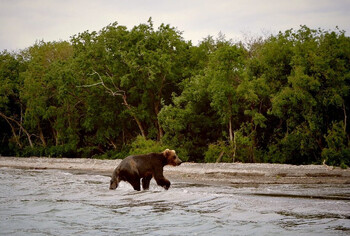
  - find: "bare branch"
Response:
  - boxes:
[76,69,147,138]
[92,70,120,97]
[76,82,103,88]
[0,112,33,147]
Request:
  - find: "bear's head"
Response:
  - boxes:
[163,149,182,166]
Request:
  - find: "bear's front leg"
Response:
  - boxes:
[128,178,141,191]
[155,177,171,190]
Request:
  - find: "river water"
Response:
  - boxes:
[0,167,349,235]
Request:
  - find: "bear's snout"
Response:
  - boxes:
[175,156,182,166]
[109,179,118,190]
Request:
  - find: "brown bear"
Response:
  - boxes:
[109,149,182,191]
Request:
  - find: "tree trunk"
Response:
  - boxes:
[0,113,22,148]
[81,71,147,139]
[0,112,33,148]
[122,128,125,146]
[19,104,23,137]
[108,138,117,149]
[154,102,163,141]
[229,116,233,142]
[232,131,236,163]
[216,150,225,163]
[54,130,59,146]
[121,94,146,138]
[343,101,347,133]
[157,119,164,141]
[134,117,146,138]
[250,145,255,163]
[38,124,46,147]
[49,119,59,146]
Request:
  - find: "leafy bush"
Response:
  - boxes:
[129,136,168,155]
[322,121,350,167]
[322,148,350,167]
[77,146,98,158]
[94,146,131,160]
[111,146,131,159]
[205,141,232,163]
[46,145,76,158]
[19,146,46,157]
[19,144,77,158]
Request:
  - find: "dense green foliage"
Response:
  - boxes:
[1,20,349,166]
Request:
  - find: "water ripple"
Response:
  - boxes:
[1,167,349,235]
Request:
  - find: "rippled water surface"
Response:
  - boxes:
[1,167,349,235]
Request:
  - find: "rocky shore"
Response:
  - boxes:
[1,156,350,186]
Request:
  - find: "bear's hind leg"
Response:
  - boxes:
[142,176,152,190]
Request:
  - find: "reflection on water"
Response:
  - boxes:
[0,167,349,235]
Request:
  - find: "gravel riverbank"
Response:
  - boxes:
[1,156,350,186]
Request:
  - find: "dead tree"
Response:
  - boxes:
[78,70,146,138]
[0,112,33,148]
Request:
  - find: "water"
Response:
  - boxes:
[0,167,349,235]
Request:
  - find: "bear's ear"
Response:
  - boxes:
[163,149,176,157]
[163,149,170,157]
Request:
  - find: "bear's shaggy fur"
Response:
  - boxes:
[109,149,182,191]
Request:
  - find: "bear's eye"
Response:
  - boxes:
[173,156,176,160]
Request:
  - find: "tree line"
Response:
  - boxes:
[1,20,349,166]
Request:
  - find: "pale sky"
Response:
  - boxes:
[1,0,350,51]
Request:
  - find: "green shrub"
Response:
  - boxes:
[204,141,232,163]
[340,162,348,169]
[78,146,99,158]
[46,145,75,158]
[129,136,167,155]
[111,145,131,159]
[322,148,350,167]
[94,146,131,160]
[18,145,77,158]
[19,146,45,157]
[322,121,350,167]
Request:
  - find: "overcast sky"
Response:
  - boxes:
[1,0,350,51]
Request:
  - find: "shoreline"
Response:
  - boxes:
[1,156,350,186]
